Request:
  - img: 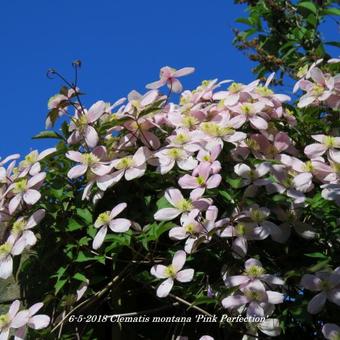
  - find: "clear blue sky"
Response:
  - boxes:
[0,0,337,157]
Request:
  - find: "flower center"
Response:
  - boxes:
[167,148,184,160]
[244,288,264,301]
[182,116,199,128]
[76,114,89,126]
[312,84,325,97]
[174,133,189,144]
[228,82,242,94]
[176,199,193,212]
[245,265,265,278]
[250,209,266,223]
[12,219,26,235]
[200,122,234,137]
[184,223,196,234]
[13,178,28,193]
[324,136,335,148]
[241,104,254,116]
[256,86,273,96]
[0,314,10,329]
[235,223,246,236]
[81,153,100,166]
[196,176,206,186]
[0,243,12,257]
[164,265,177,278]
[97,212,111,225]
[116,157,134,170]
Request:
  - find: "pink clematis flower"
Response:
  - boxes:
[92,202,131,250]
[213,80,259,107]
[18,148,56,177]
[196,143,222,174]
[66,146,112,180]
[154,147,198,175]
[297,68,334,108]
[68,100,107,148]
[154,188,211,221]
[223,258,284,289]
[110,146,149,182]
[0,235,31,279]
[222,280,284,317]
[234,162,271,197]
[7,172,46,214]
[230,102,268,130]
[0,300,31,340]
[146,66,195,93]
[301,268,340,314]
[304,135,340,159]
[14,303,50,340]
[150,250,194,297]
[178,162,222,196]
[10,209,45,252]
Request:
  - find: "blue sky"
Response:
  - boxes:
[0,0,338,157]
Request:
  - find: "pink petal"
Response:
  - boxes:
[9,194,22,214]
[172,250,186,271]
[0,256,13,279]
[9,300,21,318]
[28,303,43,316]
[87,101,106,123]
[224,275,250,288]
[151,265,168,279]
[169,78,183,93]
[266,291,284,304]
[249,116,268,130]
[67,164,87,179]
[165,188,183,206]
[66,151,83,163]
[23,189,41,205]
[307,292,327,314]
[176,269,194,282]
[26,209,45,229]
[156,278,174,298]
[109,218,131,232]
[92,226,108,250]
[206,174,221,189]
[172,67,195,77]
[125,165,146,181]
[221,295,249,309]
[11,310,30,328]
[304,143,327,159]
[154,208,181,221]
[110,203,127,218]
[28,315,50,330]
[85,126,99,148]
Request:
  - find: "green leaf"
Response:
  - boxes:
[226,177,243,189]
[325,41,340,48]
[32,130,62,139]
[304,252,328,259]
[67,218,83,232]
[77,208,93,224]
[75,251,105,264]
[321,8,340,16]
[73,273,88,283]
[54,279,67,294]
[298,2,317,15]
